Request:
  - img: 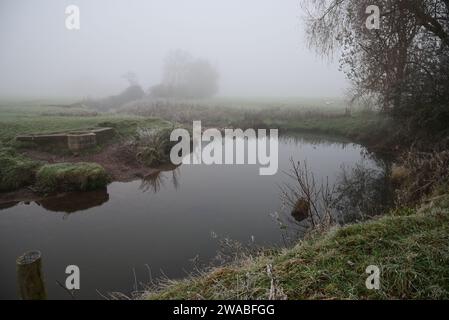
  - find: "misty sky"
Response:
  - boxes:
[0,0,348,98]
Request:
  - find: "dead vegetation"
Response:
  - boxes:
[397,150,449,205]
[119,98,351,128]
[279,159,336,237]
[277,157,395,243]
[116,127,175,168]
[139,196,449,300]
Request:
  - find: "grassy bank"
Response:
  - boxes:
[143,194,449,300]
[0,100,173,193]
[0,148,109,193]
[35,162,109,192]
[271,112,389,139]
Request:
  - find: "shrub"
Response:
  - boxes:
[134,128,174,167]
[36,162,109,192]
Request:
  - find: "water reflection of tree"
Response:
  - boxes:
[279,132,352,148]
[139,166,180,193]
[335,160,393,224]
[277,159,336,243]
[276,158,393,244]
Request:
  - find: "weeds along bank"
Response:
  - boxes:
[119,97,370,134]
[117,98,410,154]
[142,194,449,300]
[118,97,449,155]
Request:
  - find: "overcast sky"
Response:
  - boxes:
[0,0,348,98]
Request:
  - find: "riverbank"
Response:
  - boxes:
[142,191,449,299]
[272,113,395,153]
[0,102,174,200]
[119,97,402,154]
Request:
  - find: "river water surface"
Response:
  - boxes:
[0,133,386,299]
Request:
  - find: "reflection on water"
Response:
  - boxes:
[335,160,393,223]
[0,190,110,217]
[0,133,390,299]
[277,157,393,243]
[0,201,19,211]
[37,190,110,216]
[139,165,180,193]
[0,167,180,215]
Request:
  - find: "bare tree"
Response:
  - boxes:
[303,0,449,130]
[280,159,335,231]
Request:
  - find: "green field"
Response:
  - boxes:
[0,97,381,145]
[0,101,172,146]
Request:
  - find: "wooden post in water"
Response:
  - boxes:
[16,250,47,300]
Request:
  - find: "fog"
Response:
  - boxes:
[0,0,347,99]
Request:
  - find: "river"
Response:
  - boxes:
[0,133,387,299]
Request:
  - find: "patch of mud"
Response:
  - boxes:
[23,143,161,182]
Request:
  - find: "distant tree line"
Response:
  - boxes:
[149,50,219,99]
[84,51,219,111]
[84,84,145,112]
[303,0,449,133]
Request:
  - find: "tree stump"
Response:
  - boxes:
[292,198,310,222]
[16,250,47,300]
